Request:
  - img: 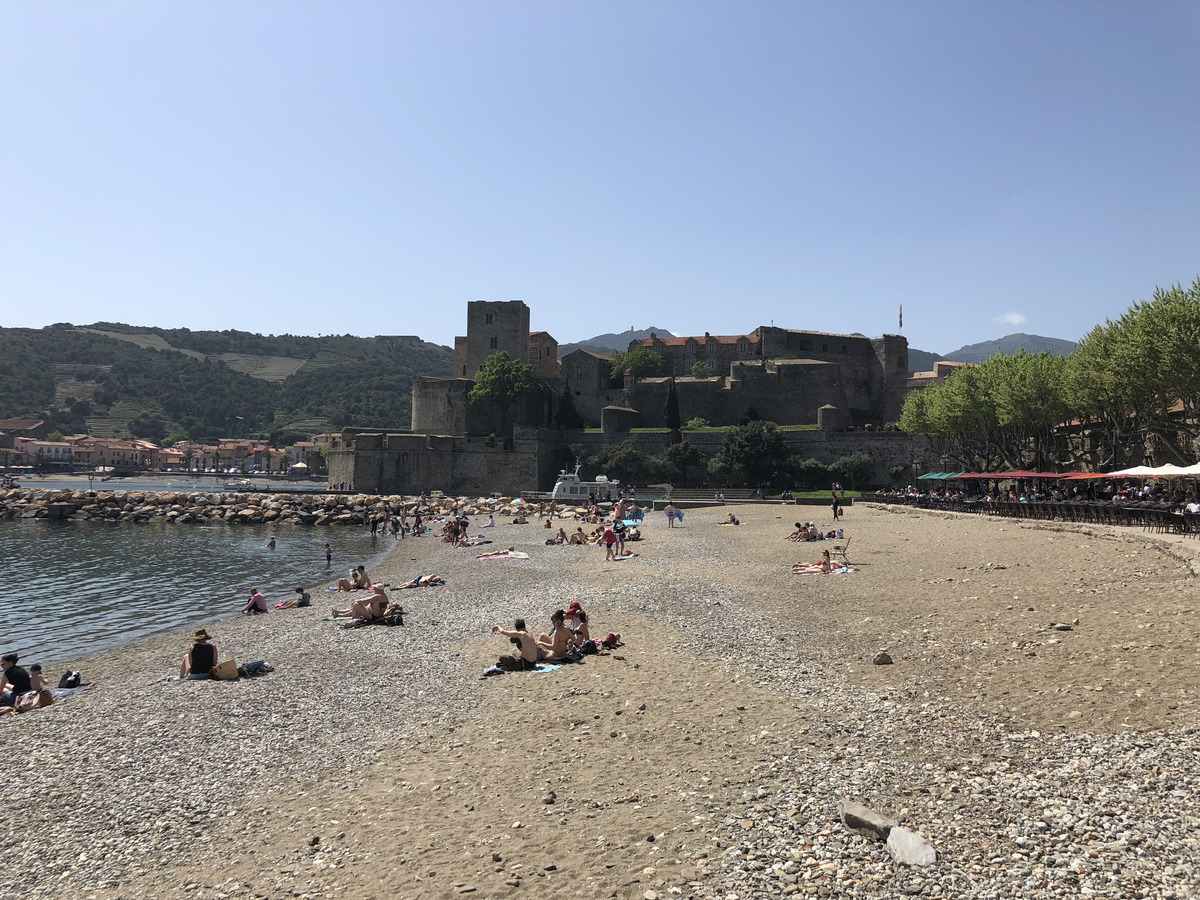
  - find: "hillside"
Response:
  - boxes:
[0,325,452,443]
[558,326,677,358]
[938,333,1076,365]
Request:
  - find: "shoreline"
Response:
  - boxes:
[4,504,1199,899]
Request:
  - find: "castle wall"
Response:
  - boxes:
[560,349,617,426]
[329,431,541,496]
[412,377,472,434]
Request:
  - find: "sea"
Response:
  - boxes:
[0,480,395,665]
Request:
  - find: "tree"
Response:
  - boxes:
[713,420,787,485]
[554,388,585,430]
[468,351,537,439]
[690,361,711,379]
[828,451,875,490]
[588,437,652,485]
[608,346,664,385]
[661,440,703,487]
[663,379,681,434]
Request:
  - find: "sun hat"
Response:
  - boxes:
[194,628,211,643]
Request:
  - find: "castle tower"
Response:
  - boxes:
[453,300,532,378]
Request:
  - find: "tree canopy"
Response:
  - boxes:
[898,278,1200,470]
[608,346,664,384]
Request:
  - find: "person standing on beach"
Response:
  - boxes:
[665,502,676,528]
[324,543,332,567]
[831,494,841,524]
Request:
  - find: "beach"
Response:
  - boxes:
[4,503,1199,900]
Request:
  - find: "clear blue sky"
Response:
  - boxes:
[2,2,1198,355]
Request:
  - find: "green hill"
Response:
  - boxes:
[0,324,453,443]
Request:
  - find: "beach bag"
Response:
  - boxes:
[580,639,600,655]
[838,507,844,517]
[209,660,239,681]
[58,671,82,689]
[14,691,42,713]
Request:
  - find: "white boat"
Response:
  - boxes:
[523,465,621,502]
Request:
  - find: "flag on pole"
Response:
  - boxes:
[899,305,903,329]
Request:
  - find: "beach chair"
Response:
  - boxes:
[834,536,852,564]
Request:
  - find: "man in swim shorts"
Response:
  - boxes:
[491,619,538,670]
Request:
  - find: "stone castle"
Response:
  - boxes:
[413,299,911,435]
[327,300,933,495]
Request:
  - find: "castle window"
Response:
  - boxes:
[575,368,582,382]
[738,341,748,353]
[799,340,812,352]
[708,360,715,373]
[462,366,467,376]
[898,355,907,370]
[489,337,497,349]
[841,345,847,354]
[821,343,828,352]
[485,313,493,324]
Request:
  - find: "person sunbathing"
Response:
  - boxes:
[792,550,848,575]
[568,528,587,545]
[332,585,390,619]
[336,565,371,592]
[275,586,311,609]
[787,522,805,541]
[720,513,740,525]
[396,574,445,589]
[536,609,573,660]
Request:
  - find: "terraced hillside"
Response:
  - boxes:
[0,324,453,443]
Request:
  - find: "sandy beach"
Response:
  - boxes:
[4,502,1199,900]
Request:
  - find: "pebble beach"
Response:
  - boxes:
[3,502,1199,900]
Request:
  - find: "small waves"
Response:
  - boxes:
[0,519,394,664]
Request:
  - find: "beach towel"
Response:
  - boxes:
[792,564,855,576]
[49,685,93,701]
[674,509,684,521]
[611,552,638,561]
[324,582,389,594]
[477,550,531,560]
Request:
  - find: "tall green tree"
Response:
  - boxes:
[554,387,585,430]
[663,379,681,433]
[468,351,537,439]
[660,440,703,487]
[713,420,787,484]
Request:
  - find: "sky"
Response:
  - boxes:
[2,2,1198,356]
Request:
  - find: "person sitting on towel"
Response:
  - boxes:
[491,618,538,671]
[331,585,389,620]
[536,609,573,661]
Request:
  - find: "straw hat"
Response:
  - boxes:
[194,628,212,643]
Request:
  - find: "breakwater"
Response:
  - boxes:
[0,488,518,525]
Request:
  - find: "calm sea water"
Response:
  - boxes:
[0,519,394,665]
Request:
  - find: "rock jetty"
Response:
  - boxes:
[0,487,582,526]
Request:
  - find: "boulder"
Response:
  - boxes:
[840,799,897,841]
[873,652,894,665]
